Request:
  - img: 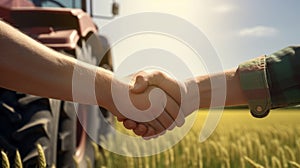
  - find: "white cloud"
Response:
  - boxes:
[213,4,236,13]
[239,26,279,37]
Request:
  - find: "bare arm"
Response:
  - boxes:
[131,68,247,115]
[125,68,248,135]
[0,20,122,113]
[189,68,247,109]
[0,21,179,137]
[0,21,85,101]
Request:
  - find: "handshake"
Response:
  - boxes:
[105,70,200,139]
[102,67,247,140]
[0,20,244,140]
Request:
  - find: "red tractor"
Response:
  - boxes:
[0,0,118,167]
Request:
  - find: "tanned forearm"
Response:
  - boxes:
[0,20,115,108]
[223,68,248,106]
[185,68,247,111]
[0,21,72,100]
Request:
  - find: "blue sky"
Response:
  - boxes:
[93,0,300,76]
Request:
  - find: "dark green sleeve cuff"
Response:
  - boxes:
[238,55,271,118]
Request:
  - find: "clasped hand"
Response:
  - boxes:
[117,71,190,139]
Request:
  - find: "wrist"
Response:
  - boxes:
[185,74,213,111]
[95,68,114,108]
[95,70,129,120]
[182,79,201,116]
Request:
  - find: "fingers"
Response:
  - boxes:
[145,94,184,137]
[129,95,183,139]
[164,95,185,127]
[123,120,149,136]
[134,90,184,139]
[117,117,126,122]
[155,110,175,130]
[126,73,187,139]
[131,71,183,105]
[123,119,137,129]
[145,71,182,104]
[146,119,166,135]
[131,75,149,93]
[142,126,156,139]
[141,93,179,136]
[128,121,168,139]
[132,124,148,136]
[123,120,159,138]
[142,122,165,140]
[135,119,166,138]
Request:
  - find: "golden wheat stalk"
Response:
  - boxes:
[1,151,10,168]
[92,142,106,167]
[284,145,296,161]
[15,150,22,168]
[73,156,79,168]
[85,156,92,168]
[263,155,270,168]
[289,161,300,168]
[36,144,46,168]
[244,156,264,168]
[271,156,282,168]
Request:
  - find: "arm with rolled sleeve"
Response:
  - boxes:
[124,46,300,135]
[123,46,300,135]
[238,46,300,118]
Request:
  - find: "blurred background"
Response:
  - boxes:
[0,1,299,167]
[93,0,300,76]
[92,1,300,167]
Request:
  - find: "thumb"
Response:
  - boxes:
[131,75,148,93]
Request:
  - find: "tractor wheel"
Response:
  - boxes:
[57,101,98,168]
[0,89,59,168]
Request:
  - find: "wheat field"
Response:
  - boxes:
[2,109,300,168]
[96,109,300,168]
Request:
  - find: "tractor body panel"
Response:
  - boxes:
[0,5,97,50]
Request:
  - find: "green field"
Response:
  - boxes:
[96,109,300,168]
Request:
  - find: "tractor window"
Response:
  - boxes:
[90,0,119,19]
[30,0,82,9]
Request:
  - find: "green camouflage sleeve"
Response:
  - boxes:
[238,46,300,118]
[266,46,300,108]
